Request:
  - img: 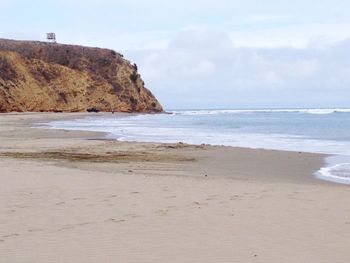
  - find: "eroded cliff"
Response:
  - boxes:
[0,39,163,112]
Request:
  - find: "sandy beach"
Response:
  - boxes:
[1,113,350,263]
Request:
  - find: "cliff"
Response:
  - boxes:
[0,39,163,113]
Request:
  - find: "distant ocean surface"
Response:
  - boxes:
[46,108,350,184]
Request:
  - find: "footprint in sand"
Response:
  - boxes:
[57,225,75,231]
[206,195,220,201]
[28,228,44,233]
[191,203,201,209]
[76,222,94,226]
[193,201,208,206]
[105,195,117,198]
[3,233,19,238]
[190,202,207,209]
[229,195,242,200]
[106,218,126,223]
[124,213,141,218]
[72,197,86,201]
[57,221,94,231]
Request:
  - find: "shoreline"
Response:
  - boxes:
[2,113,350,262]
[38,112,335,184]
[41,111,350,185]
[1,112,328,184]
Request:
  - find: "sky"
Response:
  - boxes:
[1,0,350,109]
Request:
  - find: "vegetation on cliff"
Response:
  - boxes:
[0,39,163,113]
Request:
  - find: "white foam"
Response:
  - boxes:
[170,108,350,116]
[47,117,350,156]
[316,162,350,185]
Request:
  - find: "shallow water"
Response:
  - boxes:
[46,108,350,184]
[316,155,350,185]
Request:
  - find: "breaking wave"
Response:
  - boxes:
[170,108,350,116]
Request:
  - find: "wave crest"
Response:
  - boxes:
[171,108,350,116]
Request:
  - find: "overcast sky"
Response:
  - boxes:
[1,0,350,109]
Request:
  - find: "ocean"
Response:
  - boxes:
[46,108,350,184]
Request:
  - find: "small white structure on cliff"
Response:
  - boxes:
[46,33,56,43]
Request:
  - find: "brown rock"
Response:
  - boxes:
[0,38,163,113]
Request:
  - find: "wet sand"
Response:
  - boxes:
[1,113,350,263]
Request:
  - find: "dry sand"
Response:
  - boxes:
[0,113,349,263]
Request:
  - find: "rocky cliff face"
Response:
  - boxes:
[0,39,163,113]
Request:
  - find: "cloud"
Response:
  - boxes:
[126,29,350,109]
[3,0,350,50]
[168,29,233,51]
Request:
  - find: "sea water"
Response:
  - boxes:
[46,108,350,184]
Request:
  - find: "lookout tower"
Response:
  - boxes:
[46,33,56,43]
